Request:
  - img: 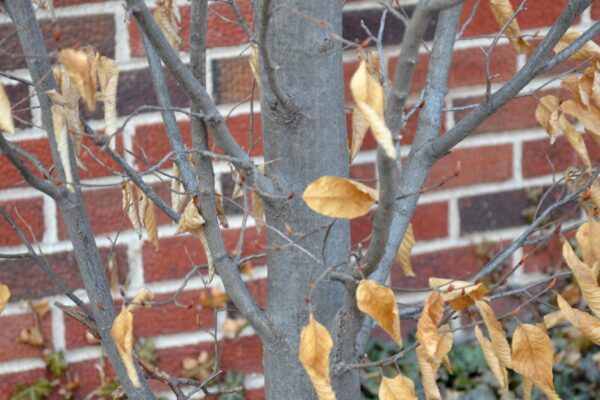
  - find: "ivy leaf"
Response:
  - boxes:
[43,350,67,378]
[135,338,158,365]
[12,379,53,400]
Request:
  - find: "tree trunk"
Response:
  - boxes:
[254,1,358,398]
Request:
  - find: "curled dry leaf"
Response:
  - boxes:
[559,114,591,168]
[111,306,140,387]
[221,317,248,339]
[97,56,119,139]
[0,283,10,313]
[154,0,181,49]
[144,200,159,249]
[396,223,416,277]
[378,373,417,400]
[349,108,369,163]
[32,299,50,319]
[535,95,560,143]
[0,82,15,135]
[416,344,442,400]
[127,288,154,312]
[51,104,74,192]
[489,0,533,54]
[576,219,600,267]
[554,28,600,62]
[298,314,336,400]
[356,280,402,346]
[52,66,85,161]
[214,194,229,228]
[561,99,600,138]
[475,300,512,368]
[511,324,559,400]
[474,325,509,392]
[249,44,260,82]
[544,310,566,329]
[428,278,488,311]
[18,326,44,347]
[303,176,378,219]
[122,182,143,238]
[416,291,444,361]
[176,199,206,234]
[563,240,600,318]
[57,48,98,111]
[556,294,600,345]
[349,59,396,159]
[251,192,265,234]
[171,163,186,213]
[198,288,229,309]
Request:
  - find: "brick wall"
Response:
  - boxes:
[0,0,597,398]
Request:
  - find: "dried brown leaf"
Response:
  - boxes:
[251,191,265,234]
[576,219,600,266]
[0,82,15,135]
[51,104,74,192]
[561,99,600,138]
[18,326,44,347]
[416,291,444,361]
[303,176,378,219]
[356,280,402,346]
[349,108,369,162]
[416,344,441,400]
[474,325,509,392]
[379,373,417,400]
[563,240,600,318]
[144,200,159,249]
[214,194,229,228]
[111,306,140,387]
[198,288,229,309]
[556,294,600,345]
[489,0,533,54]
[0,283,9,313]
[429,278,488,311]
[154,0,181,49]
[176,199,205,234]
[298,314,336,400]
[396,224,416,277]
[554,28,600,61]
[475,300,512,368]
[57,48,98,111]
[97,56,119,138]
[559,114,591,168]
[535,95,560,143]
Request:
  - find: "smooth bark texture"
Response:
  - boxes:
[253,1,354,398]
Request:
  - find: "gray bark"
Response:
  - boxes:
[253,1,356,398]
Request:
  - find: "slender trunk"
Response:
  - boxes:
[254,1,357,398]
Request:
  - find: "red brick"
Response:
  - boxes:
[132,120,191,169]
[386,54,429,95]
[522,136,600,178]
[413,202,448,240]
[427,144,513,190]
[129,2,253,57]
[593,3,600,20]
[0,369,47,400]
[0,246,128,301]
[0,14,115,71]
[448,45,517,88]
[143,227,266,282]
[0,312,52,362]
[212,56,257,104]
[65,290,216,349]
[349,163,376,187]
[0,197,45,247]
[523,235,566,274]
[460,0,569,38]
[0,138,52,190]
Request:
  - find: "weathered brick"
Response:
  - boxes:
[212,56,257,105]
[129,2,253,57]
[522,136,600,178]
[459,185,576,234]
[459,0,569,37]
[0,246,128,301]
[0,311,52,362]
[0,15,115,71]
[142,227,266,282]
[342,6,436,47]
[413,201,448,240]
[427,144,513,190]
[0,197,45,247]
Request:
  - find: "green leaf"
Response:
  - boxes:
[43,350,67,377]
[135,338,158,365]
[12,379,53,400]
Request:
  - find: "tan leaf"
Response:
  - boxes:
[559,114,591,168]
[251,191,265,234]
[52,66,84,159]
[128,288,154,312]
[563,240,600,318]
[57,48,98,111]
[416,345,442,400]
[122,182,142,238]
[221,317,247,339]
[0,82,15,135]
[556,294,600,345]
[302,176,378,219]
[144,200,159,249]
[154,0,181,49]
[575,219,600,266]
[349,59,396,159]
[249,44,260,82]
[428,278,488,311]
[111,306,140,387]
[474,325,509,392]
[214,194,229,228]
[97,56,119,139]
[51,104,74,192]
[523,377,533,400]
[195,226,215,282]
[396,224,416,277]
[489,0,533,54]
[349,108,369,163]
[108,253,120,295]
[435,324,453,366]
[32,299,50,319]
[416,291,444,361]
[562,75,582,103]
[579,71,594,108]
[554,28,600,62]
[171,163,185,213]
[475,300,512,368]
[176,198,206,234]
[298,314,336,400]
[511,324,559,399]
[543,310,566,329]
[379,373,417,400]
[592,66,600,108]
[137,187,149,223]
[198,288,229,309]
[0,283,9,313]
[18,327,44,347]
[356,280,402,346]
[535,95,560,143]
[561,99,600,138]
